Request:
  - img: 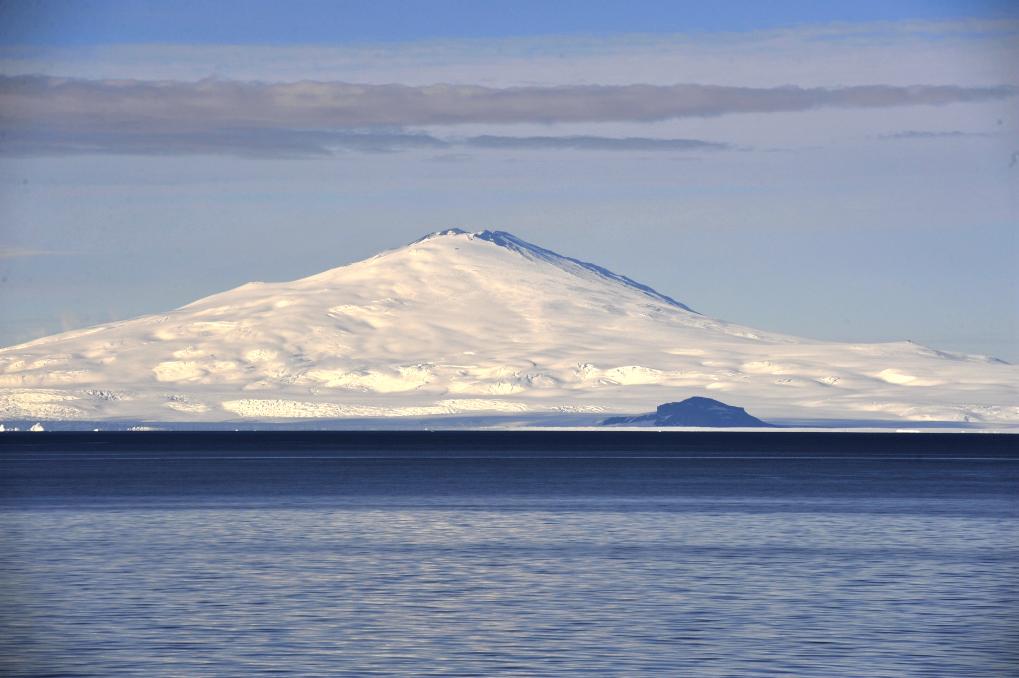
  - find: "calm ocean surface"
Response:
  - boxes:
[1,432,1017,676]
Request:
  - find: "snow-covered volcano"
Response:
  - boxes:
[1,229,1016,425]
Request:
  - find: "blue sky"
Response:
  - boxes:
[0,1,1017,360]
[3,0,1017,45]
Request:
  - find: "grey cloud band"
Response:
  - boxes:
[0,75,1013,156]
[3,76,1013,127]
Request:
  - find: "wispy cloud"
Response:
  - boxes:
[426,153,473,163]
[1,19,1015,87]
[0,247,76,259]
[879,130,995,140]
[464,135,728,151]
[0,128,448,157]
[0,118,732,158]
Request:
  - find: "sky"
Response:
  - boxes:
[0,1,1017,360]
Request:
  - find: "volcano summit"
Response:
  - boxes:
[1,229,1015,426]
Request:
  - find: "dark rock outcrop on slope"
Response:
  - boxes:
[602,397,772,427]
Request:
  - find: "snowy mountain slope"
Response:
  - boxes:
[1,229,1016,424]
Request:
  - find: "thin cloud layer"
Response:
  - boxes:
[2,20,1016,87]
[0,127,731,157]
[0,126,733,157]
[3,75,1014,126]
[879,130,994,140]
[0,128,448,157]
[464,135,727,151]
[0,246,76,258]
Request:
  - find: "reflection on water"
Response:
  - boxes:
[1,445,1017,676]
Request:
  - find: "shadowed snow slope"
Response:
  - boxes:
[1,229,1016,424]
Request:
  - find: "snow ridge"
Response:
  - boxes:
[416,229,696,312]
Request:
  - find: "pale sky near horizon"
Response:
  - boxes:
[1,1,1017,360]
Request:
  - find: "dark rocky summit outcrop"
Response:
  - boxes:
[602,397,771,427]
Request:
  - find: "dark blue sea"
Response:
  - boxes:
[2,432,1017,676]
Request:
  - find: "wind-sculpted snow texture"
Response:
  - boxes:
[1,230,1016,425]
